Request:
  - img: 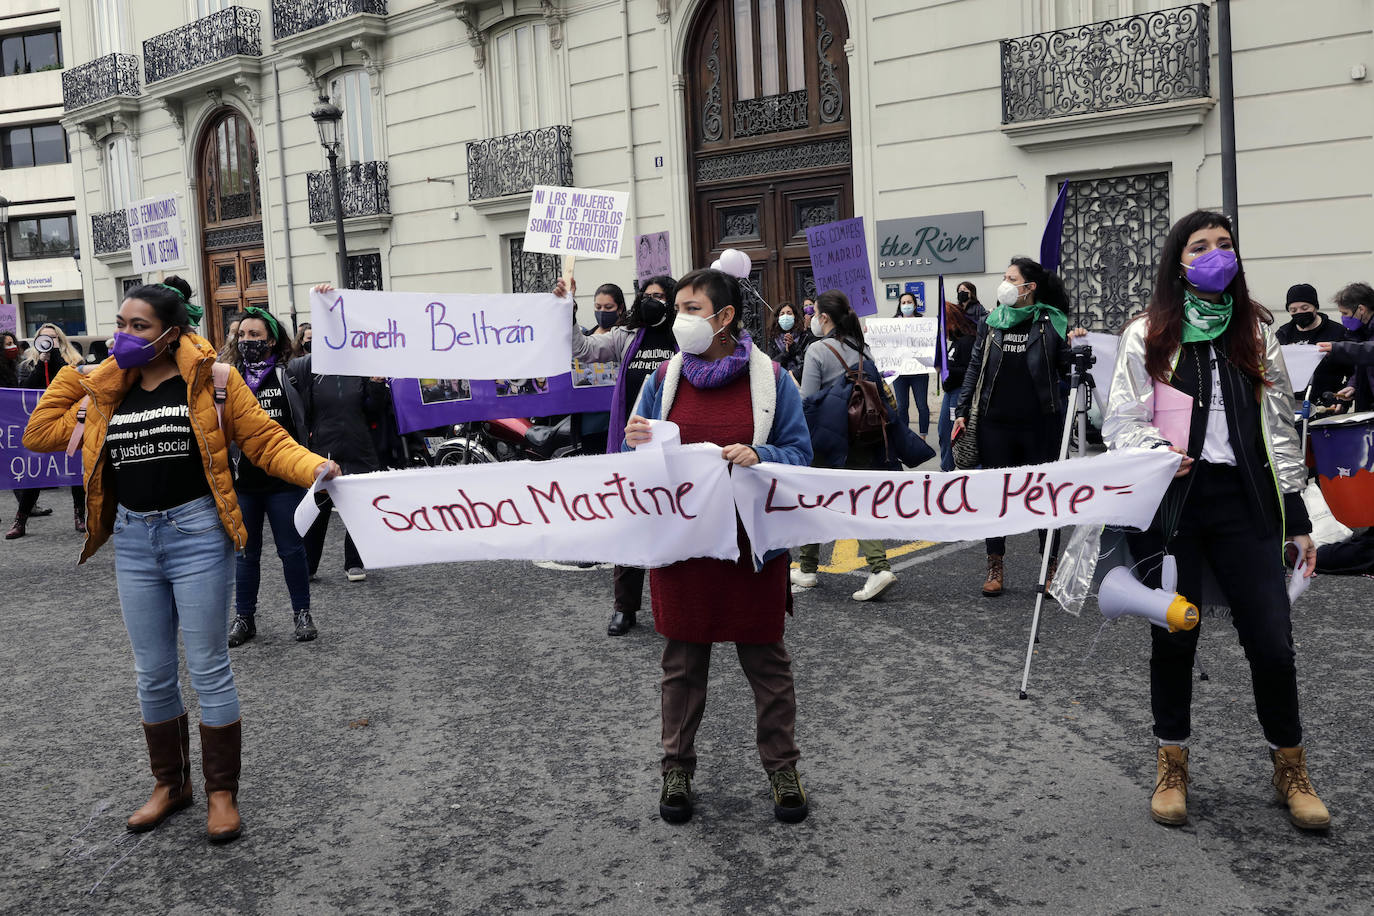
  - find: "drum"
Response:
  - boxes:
[1309,411,1374,528]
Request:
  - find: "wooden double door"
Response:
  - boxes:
[205,248,268,343]
[197,108,267,344]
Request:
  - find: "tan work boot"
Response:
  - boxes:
[1150,744,1189,826]
[1272,747,1330,830]
[982,555,1004,597]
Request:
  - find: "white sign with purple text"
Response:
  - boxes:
[309,288,573,380]
[127,193,188,273]
[523,186,630,260]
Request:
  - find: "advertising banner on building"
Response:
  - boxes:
[876,211,985,279]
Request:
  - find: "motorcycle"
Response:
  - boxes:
[431,415,585,465]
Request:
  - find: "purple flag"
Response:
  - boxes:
[1040,180,1070,273]
[1,388,84,490]
[806,217,878,317]
[935,276,950,382]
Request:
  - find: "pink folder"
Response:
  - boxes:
[1152,382,1193,449]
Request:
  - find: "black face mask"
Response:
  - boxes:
[238,339,272,364]
[1293,311,1318,329]
[639,298,669,328]
[595,310,620,330]
[302,341,312,353]
[957,290,970,304]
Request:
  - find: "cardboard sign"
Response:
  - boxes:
[806,217,878,317]
[523,186,629,260]
[635,231,672,282]
[865,317,938,376]
[127,194,188,273]
[309,288,573,380]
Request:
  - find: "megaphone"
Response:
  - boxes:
[1098,565,1199,633]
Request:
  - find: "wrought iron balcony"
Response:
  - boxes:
[273,0,388,41]
[1000,3,1210,124]
[143,7,262,85]
[307,160,391,224]
[62,54,140,111]
[91,210,130,256]
[467,126,573,202]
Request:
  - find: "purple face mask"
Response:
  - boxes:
[1182,247,1239,294]
[1342,315,1365,332]
[112,329,170,369]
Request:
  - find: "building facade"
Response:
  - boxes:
[1,0,83,336]
[57,0,1374,346]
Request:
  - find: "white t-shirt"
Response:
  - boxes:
[1199,345,1236,466]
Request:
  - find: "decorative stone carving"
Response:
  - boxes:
[456,7,487,69]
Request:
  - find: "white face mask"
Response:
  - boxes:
[810,314,825,337]
[672,311,721,355]
[900,303,916,316]
[996,280,1026,307]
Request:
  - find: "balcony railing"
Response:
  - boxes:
[143,7,262,85]
[62,53,140,111]
[467,125,573,202]
[307,160,391,224]
[91,211,130,255]
[1000,3,1209,124]
[273,0,388,41]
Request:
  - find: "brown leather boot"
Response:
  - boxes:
[4,514,26,540]
[1272,746,1330,830]
[982,554,1004,597]
[200,719,242,843]
[1150,744,1189,826]
[74,508,87,534]
[127,714,193,832]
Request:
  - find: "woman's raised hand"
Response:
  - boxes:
[313,282,336,294]
[553,277,578,300]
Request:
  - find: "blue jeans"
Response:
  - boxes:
[113,495,239,727]
[236,486,311,616]
[938,390,958,472]
[891,374,930,435]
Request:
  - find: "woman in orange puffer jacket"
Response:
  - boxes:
[23,277,339,845]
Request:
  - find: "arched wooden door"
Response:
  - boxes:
[197,109,267,344]
[685,0,853,340]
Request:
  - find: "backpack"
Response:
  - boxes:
[823,342,889,451]
[66,362,233,458]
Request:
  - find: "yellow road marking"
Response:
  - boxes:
[792,539,939,574]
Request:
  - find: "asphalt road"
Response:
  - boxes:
[3,500,1372,915]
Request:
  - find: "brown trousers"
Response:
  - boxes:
[660,638,800,775]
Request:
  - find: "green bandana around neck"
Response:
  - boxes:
[986,301,1069,340]
[1181,291,1233,343]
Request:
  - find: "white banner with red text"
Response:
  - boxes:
[731,447,1181,562]
[304,446,1180,570]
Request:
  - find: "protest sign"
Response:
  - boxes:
[390,371,614,434]
[1,388,83,490]
[865,317,938,376]
[731,447,1181,562]
[1080,331,1119,400]
[318,444,739,569]
[126,193,187,273]
[636,231,672,282]
[1280,344,1326,393]
[524,186,630,260]
[807,217,878,317]
[0,302,16,334]
[309,288,573,380]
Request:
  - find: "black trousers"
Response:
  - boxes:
[15,486,84,516]
[613,565,645,614]
[303,491,362,574]
[978,416,1061,556]
[1128,463,1302,747]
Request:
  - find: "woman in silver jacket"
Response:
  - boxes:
[1099,210,1328,832]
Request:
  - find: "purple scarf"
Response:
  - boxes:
[681,332,753,390]
[243,354,276,393]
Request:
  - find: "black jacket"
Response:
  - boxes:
[286,355,388,475]
[18,355,66,391]
[955,314,1071,421]
[942,332,976,394]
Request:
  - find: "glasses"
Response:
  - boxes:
[643,292,667,302]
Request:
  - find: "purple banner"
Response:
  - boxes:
[1,387,83,490]
[806,217,878,317]
[390,357,616,434]
[636,231,672,283]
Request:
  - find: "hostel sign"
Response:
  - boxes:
[876,211,984,278]
[127,194,188,274]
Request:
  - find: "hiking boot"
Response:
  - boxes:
[982,555,1004,597]
[227,615,255,648]
[5,514,26,540]
[790,568,818,589]
[769,767,809,823]
[1150,745,1189,826]
[293,609,318,642]
[659,767,693,823]
[852,570,896,602]
[1272,747,1330,830]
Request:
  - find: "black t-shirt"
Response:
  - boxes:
[235,371,295,493]
[106,376,212,512]
[984,322,1040,424]
[621,323,676,407]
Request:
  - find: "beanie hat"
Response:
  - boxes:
[1286,283,1318,307]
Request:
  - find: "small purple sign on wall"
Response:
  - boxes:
[1,388,84,490]
[635,231,672,283]
[806,217,878,317]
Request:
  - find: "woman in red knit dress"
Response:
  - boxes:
[625,268,814,824]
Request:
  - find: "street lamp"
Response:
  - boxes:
[311,95,349,286]
[0,195,12,309]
